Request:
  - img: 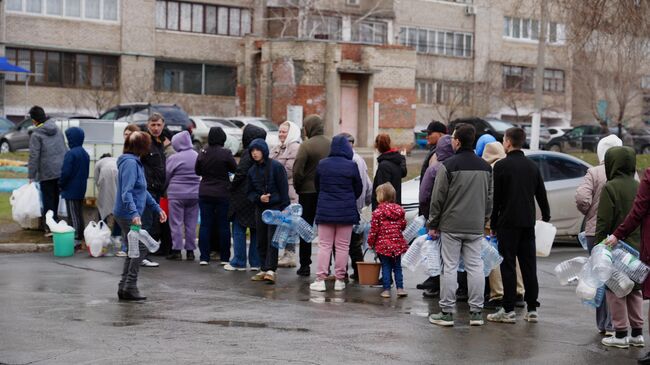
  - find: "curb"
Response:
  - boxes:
[0,243,53,253]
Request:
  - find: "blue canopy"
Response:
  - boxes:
[0,57,29,73]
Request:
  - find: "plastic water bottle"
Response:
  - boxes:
[287,230,300,245]
[481,239,503,276]
[617,240,640,258]
[287,203,303,217]
[262,210,284,225]
[553,256,588,285]
[139,229,160,253]
[353,217,370,235]
[295,218,316,242]
[402,215,425,243]
[612,248,650,283]
[272,225,291,249]
[127,225,140,258]
[421,237,441,277]
[590,244,614,282]
[579,261,605,288]
[402,234,426,271]
[578,231,588,251]
[581,285,606,308]
[606,270,635,298]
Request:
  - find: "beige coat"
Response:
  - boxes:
[575,164,607,236]
[270,140,300,204]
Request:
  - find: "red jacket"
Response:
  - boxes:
[613,168,650,298]
[367,202,408,257]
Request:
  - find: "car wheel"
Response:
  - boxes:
[643,145,650,155]
[0,140,11,154]
[549,144,561,152]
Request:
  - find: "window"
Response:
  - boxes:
[155,1,252,37]
[351,20,387,44]
[641,75,650,90]
[503,16,564,44]
[545,156,588,181]
[543,69,564,92]
[5,47,119,89]
[399,27,473,58]
[416,79,471,106]
[306,16,341,40]
[155,61,236,96]
[502,65,564,93]
[7,0,118,21]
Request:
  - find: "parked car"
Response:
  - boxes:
[521,124,552,149]
[99,103,192,133]
[627,127,650,154]
[228,116,280,148]
[548,127,572,139]
[190,116,243,155]
[545,124,633,153]
[0,113,94,153]
[0,117,14,136]
[401,150,592,238]
[448,117,515,146]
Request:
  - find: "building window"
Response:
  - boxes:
[399,27,473,58]
[154,61,236,96]
[641,75,650,90]
[6,0,118,21]
[351,20,387,44]
[306,15,341,40]
[416,79,471,106]
[502,65,565,93]
[155,1,252,37]
[503,16,564,44]
[4,47,119,89]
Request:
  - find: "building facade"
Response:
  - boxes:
[1,0,590,147]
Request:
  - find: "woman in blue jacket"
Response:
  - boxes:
[310,135,362,292]
[114,131,167,301]
[59,127,89,248]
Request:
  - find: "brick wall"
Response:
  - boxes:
[270,85,326,125]
[374,87,416,129]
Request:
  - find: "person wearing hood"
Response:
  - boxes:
[475,134,497,158]
[270,121,302,268]
[417,135,453,297]
[195,127,237,266]
[595,147,643,349]
[114,131,167,301]
[309,135,362,292]
[293,114,331,276]
[27,106,67,227]
[59,127,89,247]
[229,125,266,271]
[575,134,622,335]
[247,138,290,284]
[372,134,407,210]
[95,153,121,253]
[164,131,200,261]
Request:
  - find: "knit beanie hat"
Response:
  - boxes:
[597,134,623,164]
[29,106,47,124]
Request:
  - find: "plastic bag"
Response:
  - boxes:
[84,221,111,257]
[45,210,75,233]
[10,182,42,227]
[421,238,441,277]
[57,196,68,218]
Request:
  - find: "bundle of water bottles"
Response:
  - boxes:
[553,239,649,308]
[262,204,316,249]
[402,234,503,277]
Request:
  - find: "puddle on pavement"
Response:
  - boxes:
[144,315,309,332]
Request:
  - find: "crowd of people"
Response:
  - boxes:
[23,105,650,362]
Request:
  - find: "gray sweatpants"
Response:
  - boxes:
[440,232,485,313]
[116,217,147,291]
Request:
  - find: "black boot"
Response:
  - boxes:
[166,250,182,261]
[417,276,440,290]
[422,288,440,298]
[121,288,147,301]
[117,283,125,300]
[638,352,650,364]
[186,251,195,261]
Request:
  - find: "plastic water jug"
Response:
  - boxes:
[554,256,588,285]
[481,238,503,276]
[535,220,556,257]
[589,244,614,282]
[421,237,441,277]
[606,270,635,298]
[581,285,606,308]
[578,231,588,251]
[612,248,650,284]
[127,226,140,259]
[403,215,425,243]
[579,261,605,289]
[139,229,160,253]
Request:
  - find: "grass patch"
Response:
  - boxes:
[0,170,27,179]
[0,152,29,162]
[0,192,11,224]
[569,152,650,173]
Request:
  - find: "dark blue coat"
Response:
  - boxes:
[246,138,290,211]
[314,135,363,225]
[59,127,90,200]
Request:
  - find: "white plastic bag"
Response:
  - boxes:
[57,196,68,217]
[10,182,42,228]
[84,221,111,257]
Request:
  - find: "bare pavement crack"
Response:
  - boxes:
[54,261,114,275]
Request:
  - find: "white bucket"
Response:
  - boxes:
[535,220,556,257]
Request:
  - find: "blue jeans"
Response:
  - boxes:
[230,216,260,268]
[379,255,404,290]
[199,199,231,262]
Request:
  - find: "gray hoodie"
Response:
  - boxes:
[28,120,67,182]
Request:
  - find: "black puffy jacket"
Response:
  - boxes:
[141,133,167,196]
[372,150,407,210]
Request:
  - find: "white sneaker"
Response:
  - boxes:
[629,335,645,347]
[524,311,538,323]
[220,261,229,266]
[601,336,629,348]
[199,261,208,266]
[250,267,260,271]
[334,280,346,291]
[141,259,159,267]
[115,251,127,257]
[487,308,516,323]
[224,264,246,271]
[278,251,297,268]
[310,279,326,292]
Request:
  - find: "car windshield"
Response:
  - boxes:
[249,119,278,131]
[203,119,239,129]
[152,106,190,126]
[487,120,515,132]
[0,118,14,129]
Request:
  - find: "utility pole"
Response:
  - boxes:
[531,0,548,151]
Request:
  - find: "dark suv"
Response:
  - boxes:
[448,117,515,146]
[99,103,192,133]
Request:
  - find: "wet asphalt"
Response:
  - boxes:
[0,247,644,364]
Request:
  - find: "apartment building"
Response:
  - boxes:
[0,0,579,148]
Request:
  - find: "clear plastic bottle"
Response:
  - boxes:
[581,285,606,308]
[261,209,284,226]
[481,239,503,276]
[579,260,605,288]
[402,215,425,243]
[272,225,291,249]
[422,237,441,277]
[612,248,650,283]
[295,218,316,242]
[127,225,140,258]
[617,240,640,258]
[139,229,160,253]
[590,244,613,282]
[402,234,426,271]
[578,231,588,251]
[553,256,588,285]
[606,270,635,298]
[287,203,303,217]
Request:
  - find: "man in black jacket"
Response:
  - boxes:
[487,127,551,324]
[139,113,168,267]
